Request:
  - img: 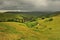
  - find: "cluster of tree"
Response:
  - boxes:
[0,16,36,23]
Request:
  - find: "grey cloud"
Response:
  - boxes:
[0,0,60,11]
[0,0,35,10]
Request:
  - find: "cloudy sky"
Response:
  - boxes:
[0,0,60,11]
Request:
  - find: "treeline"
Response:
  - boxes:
[0,11,59,23]
[0,16,36,23]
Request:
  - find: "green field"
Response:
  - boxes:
[0,12,60,40]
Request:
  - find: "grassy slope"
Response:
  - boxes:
[0,14,60,40]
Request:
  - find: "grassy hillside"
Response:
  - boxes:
[0,12,60,40]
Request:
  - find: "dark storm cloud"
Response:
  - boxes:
[0,0,60,11]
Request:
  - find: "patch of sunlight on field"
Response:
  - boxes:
[36,15,60,40]
[0,22,49,40]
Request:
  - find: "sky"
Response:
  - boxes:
[0,0,60,11]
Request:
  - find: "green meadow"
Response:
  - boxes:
[0,12,60,40]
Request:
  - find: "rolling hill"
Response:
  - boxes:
[0,12,60,40]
